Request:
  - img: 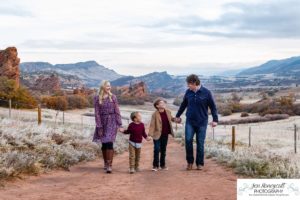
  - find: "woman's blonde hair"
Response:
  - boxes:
[98,80,113,104]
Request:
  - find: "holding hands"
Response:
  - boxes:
[171,117,182,123]
[118,127,125,133]
[146,136,152,141]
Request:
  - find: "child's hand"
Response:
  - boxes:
[118,127,125,133]
[146,136,152,141]
[172,117,181,123]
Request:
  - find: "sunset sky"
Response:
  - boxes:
[1,0,300,76]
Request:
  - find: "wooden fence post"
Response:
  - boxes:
[8,99,11,118]
[294,124,297,154]
[232,126,235,152]
[249,127,251,147]
[38,104,42,125]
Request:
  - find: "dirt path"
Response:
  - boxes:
[0,139,237,200]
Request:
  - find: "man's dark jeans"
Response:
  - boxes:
[185,121,207,166]
[153,134,169,168]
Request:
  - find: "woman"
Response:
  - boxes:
[93,80,122,173]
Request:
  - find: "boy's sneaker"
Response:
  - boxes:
[129,168,135,174]
[186,164,193,171]
[152,167,159,172]
[160,166,169,171]
[135,167,141,172]
[196,165,203,170]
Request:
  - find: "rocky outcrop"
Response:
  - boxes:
[116,81,148,98]
[73,87,96,96]
[32,74,61,93]
[112,81,148,105]
[0,47,20,88]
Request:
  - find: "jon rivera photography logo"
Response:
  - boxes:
[237,179,300,200]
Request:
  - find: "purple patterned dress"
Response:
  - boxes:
[93,95,122,144]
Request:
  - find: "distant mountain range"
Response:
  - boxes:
[20,61,123,87]
[19,55,300,95]
[111,71,186,95]
[237,56,300,76]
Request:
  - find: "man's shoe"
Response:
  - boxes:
[196,165,203,170]
[160,166,169,171]
[152,167,159,172]
[186,164,193,171]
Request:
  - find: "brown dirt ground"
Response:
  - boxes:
[0,139,237,200]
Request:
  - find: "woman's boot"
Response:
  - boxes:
[106,149,114,173]
[102,149,108,170]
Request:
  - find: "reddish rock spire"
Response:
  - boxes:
[0,47,21,88]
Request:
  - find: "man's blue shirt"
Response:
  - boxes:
[176,86,218,127]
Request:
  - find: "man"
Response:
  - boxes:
[175,74,218,170]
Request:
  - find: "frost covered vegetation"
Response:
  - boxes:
[205,140,300,178]
[0,116,128,182]
[173,115,300,178]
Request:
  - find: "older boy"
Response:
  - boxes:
[149,99,175,171]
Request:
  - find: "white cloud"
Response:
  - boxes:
[1,0,300,76]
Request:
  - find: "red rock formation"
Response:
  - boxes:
[33,74,61,93]
[0,47,20,88]
[73,87,96,96]
[114,81,148,98]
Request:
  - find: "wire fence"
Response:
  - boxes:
[205,122,300,155]
[0,98,137,130]
[1,98,300,156]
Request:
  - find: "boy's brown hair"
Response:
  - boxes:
[153,98,167,110]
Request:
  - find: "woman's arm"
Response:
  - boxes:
[113,95,122,127]
[94,96,102,128]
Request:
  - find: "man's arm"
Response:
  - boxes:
[208,91,218,123]
[175,91,188,118]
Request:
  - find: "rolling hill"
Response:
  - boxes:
[111,71,186,95]
[20,61,123,87]
[238,56,300,76]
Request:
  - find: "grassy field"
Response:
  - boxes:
[1,99,300,180]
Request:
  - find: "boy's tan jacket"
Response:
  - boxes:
[148,109,175,140]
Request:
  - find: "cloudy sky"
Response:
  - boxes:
[1,0,300,76]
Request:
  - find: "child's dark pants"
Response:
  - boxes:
[153,134,168,168]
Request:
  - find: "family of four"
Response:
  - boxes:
[93,74,218,174]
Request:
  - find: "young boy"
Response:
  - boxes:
[120,112,151,174]
[149,98,176,171]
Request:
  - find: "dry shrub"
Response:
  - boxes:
[205,141,300,178]
[67,95,89,109]
[240,112,249,117]
[0,76,37,109]
[0,118,128,182]
[42,96,68,111]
